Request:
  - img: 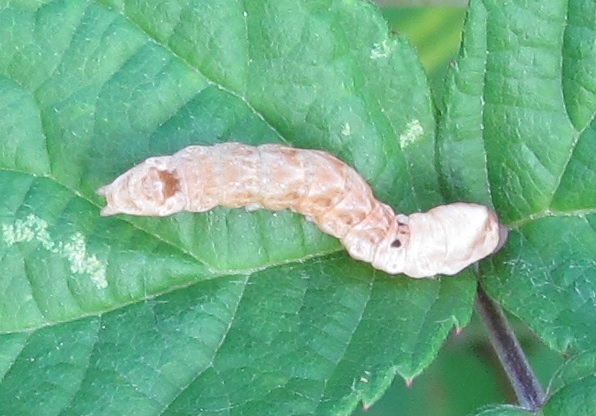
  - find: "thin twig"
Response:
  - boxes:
[475,284,545,411]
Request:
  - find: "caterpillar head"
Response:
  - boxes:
[400,203,507,278]
[97,156,187,217]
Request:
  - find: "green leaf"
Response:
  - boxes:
[469,351,596,416]
[470,406,534,416]
[0,0,475,414]
[352,317,511,416]
[544,351,596,416]
[438,0,596,355]
[353,310,563,416]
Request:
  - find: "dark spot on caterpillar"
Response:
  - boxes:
[396,220,410,237]
[391,239,401,248]
[156,169,180,199]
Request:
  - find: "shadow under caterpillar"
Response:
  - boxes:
[98,142,507,278]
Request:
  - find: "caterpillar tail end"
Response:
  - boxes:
[96,185,119,216]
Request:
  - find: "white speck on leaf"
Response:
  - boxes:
[399,119,424,148]
[341,122,351,136]
[370,39,392,59]
[2,214,107,289]
[359,370,372,383]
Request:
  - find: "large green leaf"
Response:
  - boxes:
[438,0,596,356]
[0,0,476,414]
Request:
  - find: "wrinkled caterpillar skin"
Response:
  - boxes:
[98,142,507,278]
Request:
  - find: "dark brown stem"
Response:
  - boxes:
[475,284,545,411]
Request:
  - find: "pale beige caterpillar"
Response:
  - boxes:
[97,142,507,278]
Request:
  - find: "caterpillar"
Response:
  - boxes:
[97,142,507,278]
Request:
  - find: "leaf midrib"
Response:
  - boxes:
[507,207,596,229]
